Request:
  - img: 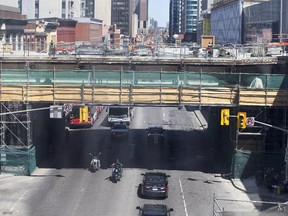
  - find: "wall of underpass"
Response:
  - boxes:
[31,103,65,167]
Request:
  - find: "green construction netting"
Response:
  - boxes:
[0,69,287,89]
[0,146,36,175]
[231,149,285,179]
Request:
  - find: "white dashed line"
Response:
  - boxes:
[10,190,28,211]
[179,178,189,216]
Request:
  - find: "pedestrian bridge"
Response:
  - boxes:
[1,69,287,106]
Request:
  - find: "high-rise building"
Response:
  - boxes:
[244,0,287,43]
[111,0,131,36]
[94,0,111,26]
[185,0,198,34]
[0,0,18,7]
[18,0,82,19]
[208,0,287,44]
[169,0,198,42]
[111,0,147,38]
[9,0,111,26]
[135,0,148,34]
[84,0,95,18]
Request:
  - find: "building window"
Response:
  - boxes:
[62,0,66,9]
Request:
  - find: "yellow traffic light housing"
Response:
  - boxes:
[80,106,88,122]
[220,109,230,126]
[237,112,247,129]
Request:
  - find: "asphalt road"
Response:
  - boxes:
[0,107,259,216]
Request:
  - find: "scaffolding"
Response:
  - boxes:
[0,64,36,175]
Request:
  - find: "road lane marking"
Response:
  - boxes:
[10,190,28,211]
[162,108,166,121]
[179,178,189,216]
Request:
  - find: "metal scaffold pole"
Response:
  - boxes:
[0,62,3,147]
[26,64,32,175]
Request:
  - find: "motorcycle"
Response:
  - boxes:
[111,167,122,182]
[89,152,101,172]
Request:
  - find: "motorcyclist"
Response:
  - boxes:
[111,159,123,177]
[89,152,101,169]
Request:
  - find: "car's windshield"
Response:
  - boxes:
[110,114,128,118]
[113,124,127,129]
[148,128,163,133]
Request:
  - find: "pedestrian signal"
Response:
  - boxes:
[220,109,230,126]
[237,112,247,129]
[80,106,89,122]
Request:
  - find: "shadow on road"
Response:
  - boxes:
[37,128,229,175]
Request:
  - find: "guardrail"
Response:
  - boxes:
[0,42,286,60]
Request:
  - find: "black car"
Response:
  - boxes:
[140,172,169,198]
[136,204,173,216]
[111,122,129,139]
[147,125,165,145]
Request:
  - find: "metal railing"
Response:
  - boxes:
[0,41,285,60]
[213,194,288,215]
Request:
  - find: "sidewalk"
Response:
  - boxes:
[231,176,288,203]
[0,173,15,180]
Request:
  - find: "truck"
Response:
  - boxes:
[69,105,99,128]
[107,106,134,126]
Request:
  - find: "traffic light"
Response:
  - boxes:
[80,106,88,122]
[237,112,247,129]
[220,109,230,126]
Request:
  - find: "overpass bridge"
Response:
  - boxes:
[0,69,287,106]
[0,68,288,176]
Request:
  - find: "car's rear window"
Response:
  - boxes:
[145,175,166,183]
[143,211,166,216]
[143,206,167,216]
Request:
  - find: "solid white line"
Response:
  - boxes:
[179,178,189,216]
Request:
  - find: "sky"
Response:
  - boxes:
[148,0,170,28]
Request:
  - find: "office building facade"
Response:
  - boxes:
[135,0,148,34]
[244,0,287,43]
[111,0,147,38]
[169,0,198,42]
[111,0,131,36]
[94,0,111,26]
